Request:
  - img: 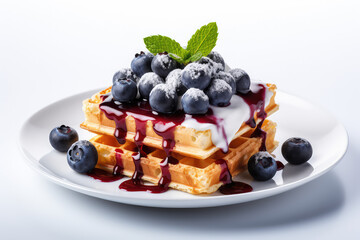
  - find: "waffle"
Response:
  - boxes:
[81,84,278,159]
[90,119,278,194]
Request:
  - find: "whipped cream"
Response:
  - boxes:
[181,82,273,152]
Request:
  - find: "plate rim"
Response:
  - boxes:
[18,89,349,208]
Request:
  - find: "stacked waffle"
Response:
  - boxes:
[80,83,279,194]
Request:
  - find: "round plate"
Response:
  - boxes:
[18,89,348,208]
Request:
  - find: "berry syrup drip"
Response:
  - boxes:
[119,155,179,193]
[86,148,124,182]
[159,156,179,189]
[87,169,123,182]
[100,95,127,144]
[114,149,124,175]
[216,159,253,195]
[276,161,285,171]
[119,122,180,193]
[99,94,230,193]
[238,83,269,152]
[130,152,143,182]
[133,118,148,157]
[250,119,267,151]
[152,121,179,191]
[99,96,185,193]
[238,83,267,128]
[99,86,269,193]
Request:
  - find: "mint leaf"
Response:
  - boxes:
[187,52,203,63]
[186,22,218,57]
[169,53,185,64]
[143,22,219,65]
[144,35,188,58]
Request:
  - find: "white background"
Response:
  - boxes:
[1,0,359,239]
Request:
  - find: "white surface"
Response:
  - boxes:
[19,89,348,208]
[1,0,359,238]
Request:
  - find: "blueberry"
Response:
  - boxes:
[49,125,79,152]
[229,68,251,94]
[207,51,225,71]
[248,151,277,181]
[181,88,209,114]
[138,72,164,99]
[67,140,98,173]
[111,79,137,103]
[281,138,313,165]
[112,68,138,84]
[197,57,222,76]
[214,71,236,94]
[149,84,178,114]
[181,62,212,90]
[166,69,187,95]
[151,52,179,78]
[205,79,233,106]
[131,51,153,77]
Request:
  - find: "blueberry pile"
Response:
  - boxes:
[112,51,252,114]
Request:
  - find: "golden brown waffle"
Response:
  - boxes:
[90,119,278,194]
[81,84,279,160]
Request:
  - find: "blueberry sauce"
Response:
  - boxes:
[237,83,267,128]
[87,169,123,182]
[119,179,168,193]
[276,161,285,171]
[130,152,143,182]
[250,119,267,151]
[86,148,124,182]
[99,96,188,193]
[114,149,124,175]
[158,156,179,189]
[133,118,148,157]
[99,94,228,193]
[239,83,269,153]
[216,159,253,195]
[99,83,268,194]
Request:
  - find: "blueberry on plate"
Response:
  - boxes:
[281,137,313,165]
[67,140,98,173]
[229,68,251,94]
[205,79,233,106]
[214,71,236,94]
[181,88,209,114]
[112,68,138,84]
[248,151,277,181]
[149,84,178,114]
[138,72,164,99]
[181,62,212,90]
[131,51,153,77]
[151,52,179,78]
[207,51,225,71]
[166,69,187,95]
[49,125,78,152]
[112,79,137,103]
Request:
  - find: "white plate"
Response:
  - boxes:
[19,89,348,208]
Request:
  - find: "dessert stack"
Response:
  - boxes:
[79,22,279,194]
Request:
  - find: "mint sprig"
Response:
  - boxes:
[143,22,218,64]
[186,22,218,60]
